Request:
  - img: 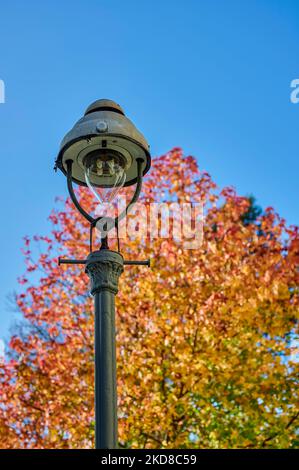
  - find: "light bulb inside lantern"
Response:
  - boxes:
[84,150,126,204]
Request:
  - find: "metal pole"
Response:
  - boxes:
[85,249,124,449]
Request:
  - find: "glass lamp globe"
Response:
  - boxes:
[84,149,127,204]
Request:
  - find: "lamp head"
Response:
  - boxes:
[55,99,151,191]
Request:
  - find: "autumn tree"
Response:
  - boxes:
[0,148,298,449]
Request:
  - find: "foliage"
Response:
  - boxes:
[0,148,298,448]
[240,195,262,226]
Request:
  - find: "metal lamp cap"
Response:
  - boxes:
[85,99,125,116]
[55,98,151,188]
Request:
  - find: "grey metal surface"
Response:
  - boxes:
[85,99,125,116]
[55,99,151,187]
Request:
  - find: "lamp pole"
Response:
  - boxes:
[59,251,150,449]
[86,249,123,449]
[55,99,151,449]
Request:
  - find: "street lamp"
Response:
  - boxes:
[55,99,151,449]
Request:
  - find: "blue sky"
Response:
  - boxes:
[0,0,298,339]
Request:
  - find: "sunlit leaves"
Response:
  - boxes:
[0,149,298,449]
